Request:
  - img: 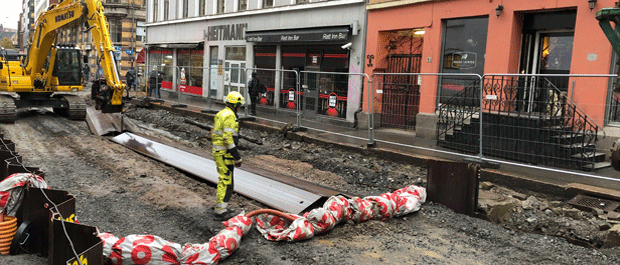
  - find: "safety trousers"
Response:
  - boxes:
[213,149,235,214]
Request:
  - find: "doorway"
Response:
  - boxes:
[303,66,320,118]
[518,11,576,114]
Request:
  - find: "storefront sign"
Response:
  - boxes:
[246,27,350,43]
[206,23,248,41]
[450,52,477,69]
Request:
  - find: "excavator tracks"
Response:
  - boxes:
[0,95,16,123]
[56,94,87,120]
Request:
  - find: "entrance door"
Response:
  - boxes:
[224,61,247,97]
[303,66,320,118]
[519,31,573,113]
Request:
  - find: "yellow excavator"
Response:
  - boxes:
[0,0,125,123]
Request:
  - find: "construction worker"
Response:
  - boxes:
[212,91,245,220]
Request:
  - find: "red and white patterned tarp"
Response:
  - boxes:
[0,173,48,216]
[100,185,426,264]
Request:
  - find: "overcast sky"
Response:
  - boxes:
[0,1,23,30]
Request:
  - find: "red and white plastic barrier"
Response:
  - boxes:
[0,173,48,217]
[99,185,426,264]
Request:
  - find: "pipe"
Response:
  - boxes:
[0,215,17,254]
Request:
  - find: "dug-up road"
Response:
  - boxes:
[1,103,620,265]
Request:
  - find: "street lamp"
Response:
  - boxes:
[495,5,504,17]
[589,0,597,11]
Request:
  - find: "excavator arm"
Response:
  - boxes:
[25,0,125,112]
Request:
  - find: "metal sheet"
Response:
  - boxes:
[111,132,322,214]
[427,160,479,216]
[86,107,141,136]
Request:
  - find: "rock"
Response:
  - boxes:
[480,182,494,190]
[594,208,605,217]
[603,225,620,248]
[545,209,553,215]
[487,197,521,223]
[563,208,583,220]
[527,217,537,223]
[510,192,528,201]
[522,196,540,210]
[607,211,620,221]
[598,221,612,231]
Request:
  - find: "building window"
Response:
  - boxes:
[106,0,121,3]
[263,0,273,7]
[153,0,158,21]
[107,18,123,43]
[199,0,205,16]
[438,17,488,105]
[164,0,169,20]
[218,0,225,13]
[136,21,146,42]
[238,0,247,11]
[183,0,189,18]
[296,0,308,4]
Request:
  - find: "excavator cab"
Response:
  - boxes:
[51,47,83,86]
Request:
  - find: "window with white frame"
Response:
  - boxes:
[218,0,225,13]
[107,18,122,43]
[263,0,273,8]
[153,0,158,21]
[183,0,189,18]
[164,0,170,20]
[199,0,205,16]
[238,0,247,11]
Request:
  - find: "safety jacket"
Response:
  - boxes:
[212,106,240,158]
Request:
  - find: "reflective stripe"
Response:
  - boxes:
[213,143,236,150]
[214,129,237,136]
[213,145,227,150]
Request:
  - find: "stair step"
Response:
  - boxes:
[561,142,595,149]
[551,134,581,139]
[572,152,606,159]
[581,162,612,171]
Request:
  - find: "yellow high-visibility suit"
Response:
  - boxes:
[212,106,241,214]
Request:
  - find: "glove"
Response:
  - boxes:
[234,158,243,167]
[229,147,242,161]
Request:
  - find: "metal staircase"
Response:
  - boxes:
[437,76,609,171]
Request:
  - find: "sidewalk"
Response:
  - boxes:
[128,90,620,199]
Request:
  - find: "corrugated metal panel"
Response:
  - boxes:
[111,133,322,214]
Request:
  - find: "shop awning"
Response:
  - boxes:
[245,26,350,43]
[145,41,203,49]
[136,49,146,64]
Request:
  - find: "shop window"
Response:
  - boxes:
[438,17,488,106]
[253,46,276,106]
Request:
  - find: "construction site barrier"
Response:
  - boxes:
[98,184,426,264]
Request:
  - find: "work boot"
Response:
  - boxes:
[214,209,238,221]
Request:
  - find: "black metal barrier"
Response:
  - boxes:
[0,133,103,264]
[50,214,103,265]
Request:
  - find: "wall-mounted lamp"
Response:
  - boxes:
[588,0,597,11]
[495,5,504,17]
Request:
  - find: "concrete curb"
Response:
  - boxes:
[140,99,613,201]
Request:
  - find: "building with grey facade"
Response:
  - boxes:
[146,0,367,123]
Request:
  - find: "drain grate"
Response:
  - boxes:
[567,194,620,212]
